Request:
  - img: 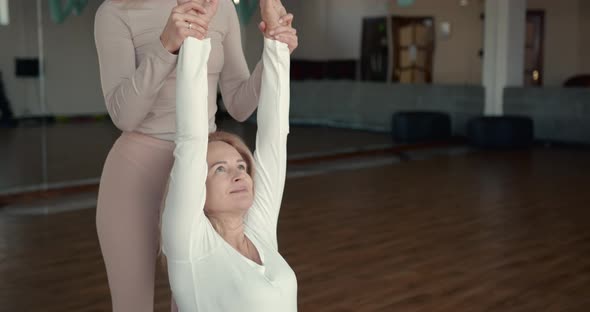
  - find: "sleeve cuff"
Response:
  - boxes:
[263,37,289,53]
[150,38,179,64]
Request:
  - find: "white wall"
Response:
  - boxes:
[43,0,103,116]
[0,0,102,117]
[389,0,484,85]
[0,0,41,116]
[528,0,580,85]
[243,0,483,84]
[1,0,587,117]
[244,0,585,86]
[244,0,388,62]
[319,0,390,60]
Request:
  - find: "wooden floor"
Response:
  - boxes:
[1,148,589,311]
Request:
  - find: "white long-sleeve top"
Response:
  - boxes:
[162,37,297,311]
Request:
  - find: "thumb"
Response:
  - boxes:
[258,21,266,33]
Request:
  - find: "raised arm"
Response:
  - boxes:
[219,0,263,122]
[94,4,177,132]
[161,38,211,261]
[246,38,290,250]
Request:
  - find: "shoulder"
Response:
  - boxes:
[97,0,125,14]
[96,1,127,24]
[96,0,153,21]
[95,1,134,39]
[96,0,160,32]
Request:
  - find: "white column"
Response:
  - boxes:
[0,0,9,25]
[482,0,526,115]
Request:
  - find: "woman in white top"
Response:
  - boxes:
[161,0,297,310]
[94,0,297,310]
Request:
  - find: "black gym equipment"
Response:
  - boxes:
[391,111,452,144]
[467,116,534,149]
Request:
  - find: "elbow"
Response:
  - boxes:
[113,119,139,132]
[103,86,147,132]
[107,107,141,132]
[233,113,249,123]
[226,102,254,122]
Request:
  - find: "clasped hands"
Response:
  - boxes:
[161,0,298,54]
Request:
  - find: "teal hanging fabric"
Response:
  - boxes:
[234,0,258,26]
[49,0,89,24]
[397,0,415,7]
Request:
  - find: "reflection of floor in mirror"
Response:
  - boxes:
[0,118,393,193]
[0,143,470,215]
[0,116,474,212]
[0,120,120,192]
[1,148,589,311]
[1,191,98,216]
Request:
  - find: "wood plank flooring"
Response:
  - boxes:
[1,148,589,311]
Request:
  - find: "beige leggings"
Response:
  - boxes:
[96,131,178,312]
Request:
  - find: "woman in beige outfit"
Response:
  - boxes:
[94,0,297,310]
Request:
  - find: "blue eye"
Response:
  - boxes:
[215,166,226,173]
[238,164,247,171]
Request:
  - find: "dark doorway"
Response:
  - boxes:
[524,10,545,86]
[360,17,389,81]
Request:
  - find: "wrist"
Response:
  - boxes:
[160,36,178,55]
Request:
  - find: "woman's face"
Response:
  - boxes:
[204,141,254,215]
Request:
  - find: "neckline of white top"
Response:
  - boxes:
[217,228,266,273]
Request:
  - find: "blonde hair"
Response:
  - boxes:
[158,131,255,267]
